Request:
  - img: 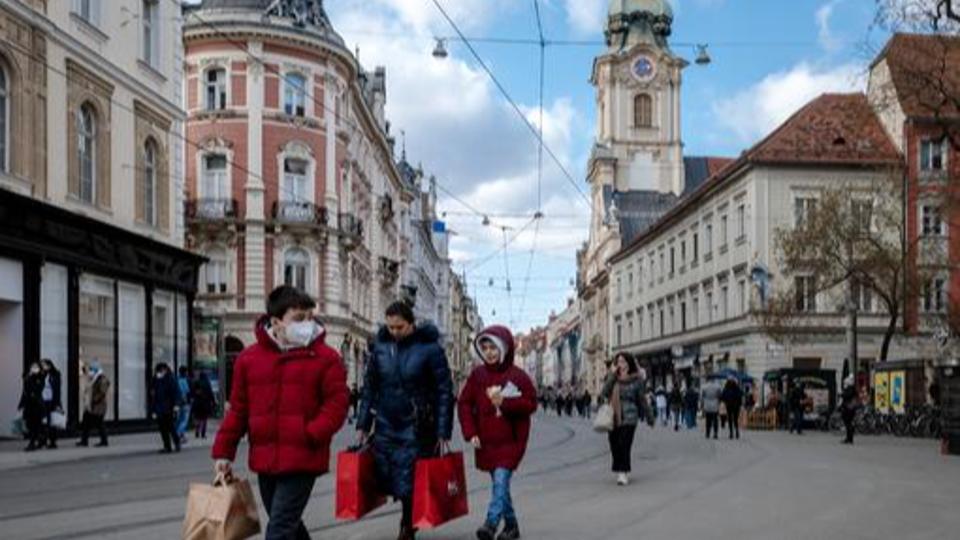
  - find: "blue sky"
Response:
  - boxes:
[324,0,892,333]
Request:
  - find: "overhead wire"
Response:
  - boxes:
[429,0,591,208]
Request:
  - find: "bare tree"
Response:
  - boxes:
[764,169,935,363]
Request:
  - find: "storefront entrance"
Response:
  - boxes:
[0,257,23,438]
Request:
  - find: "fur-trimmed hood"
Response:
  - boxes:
[473,325,516,372]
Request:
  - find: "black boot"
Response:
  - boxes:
[476,523,497,540]
[498,523,521,540]
[397,524,417,540]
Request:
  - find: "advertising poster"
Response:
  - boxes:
[874,372,890,413]
[193,318,221,396]
[890,371,906,414]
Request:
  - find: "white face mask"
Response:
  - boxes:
[285,320,317,348]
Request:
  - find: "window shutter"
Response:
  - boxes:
[91,0,101,26]
[68,107,81,198]
[158,146,169,231]
[135,142,144,222]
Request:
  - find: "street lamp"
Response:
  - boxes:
[432,38,449,59]
[695,44,711,66]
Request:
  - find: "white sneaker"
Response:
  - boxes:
[616,473,629,486]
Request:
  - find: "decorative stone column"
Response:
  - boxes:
[244,42,267,311]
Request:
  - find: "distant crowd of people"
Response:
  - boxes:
[17,359,217,454]
[539,384,594,419]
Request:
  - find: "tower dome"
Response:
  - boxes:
[608,0,673,19]
[605,0,673,50]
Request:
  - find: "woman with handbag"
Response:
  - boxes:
[601,353,654,486]
[40,359,63,449]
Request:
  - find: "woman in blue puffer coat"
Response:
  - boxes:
[357,301,455,540]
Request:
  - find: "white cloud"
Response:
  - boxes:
[712,62,865,144]
[563,0,606,37]
[816,0,843,52]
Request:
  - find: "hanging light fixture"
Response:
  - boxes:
[488,278,494,286]
[482,215,491,226]
[432,38,449,60]
[695,44,711,66]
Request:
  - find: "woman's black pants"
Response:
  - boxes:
[608,424,637,473]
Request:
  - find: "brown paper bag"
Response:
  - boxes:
[182,473,261,540]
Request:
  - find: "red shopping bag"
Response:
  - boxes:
[412,451,469,530]
[335,447,386,520]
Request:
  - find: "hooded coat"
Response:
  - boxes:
[458,325,538,472]
[357,323,455,498]
[211,316,349,475]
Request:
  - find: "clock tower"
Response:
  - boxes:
[589,0,686,196]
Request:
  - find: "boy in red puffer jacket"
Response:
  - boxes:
[458,325,537,540]
[212,286,349,539]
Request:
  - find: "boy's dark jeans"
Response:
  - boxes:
[258,473,317,540]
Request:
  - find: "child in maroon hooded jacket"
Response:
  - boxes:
[458,325,537,540]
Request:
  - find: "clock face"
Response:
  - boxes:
[632,56,656,81]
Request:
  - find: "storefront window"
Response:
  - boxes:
[118,283,146,419]
[40,264,69,418]
[153,290,175,372]
[79,275,115,420]
[177,294,188,372]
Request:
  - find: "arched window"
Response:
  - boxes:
[205,68,226,110]
[284,73,306,117]
[0,65,8,172]
[634,93,652,127]
[143,138,157,225]
[77,103,97,203]
[283,248,309,291]
[204,247,228,294]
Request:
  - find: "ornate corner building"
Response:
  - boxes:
[183,0,412,387]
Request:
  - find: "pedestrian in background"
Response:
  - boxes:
[788,382,805,435]
[18,362,45,452]
[176,366,192,445]
[721,377,743,439]
[459,325,537,540]
[556,386,566,417]
[840,376,858,445]
[669,385,683,431]
[655,387,668,426]
[582,389,593,419]
[151,363,183,453]
[77,361,110,447]
[356,301,454,540]
[683,385,699,429]
[191,372,216,439]
[40,359,62,449]
[564,384,575,417]
[213,285,349,540]
[701,378,721,439]
[602,353,654,486]
[348,385,359,424]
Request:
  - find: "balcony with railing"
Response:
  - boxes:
[186,198,238,222]
[379,255,400,283]
[272,200,329,228]
[338,212,364,249]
